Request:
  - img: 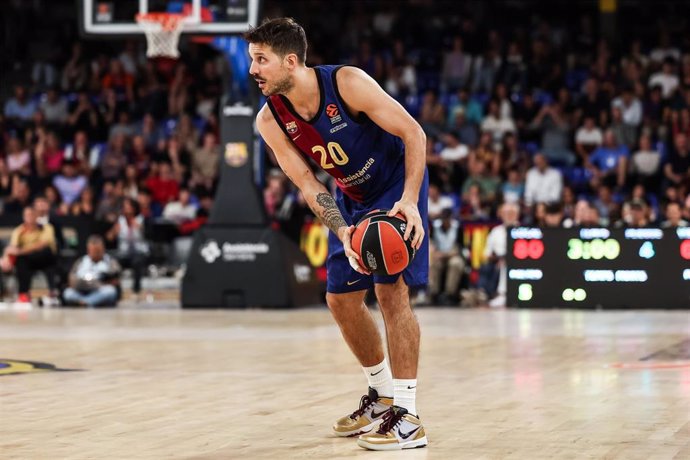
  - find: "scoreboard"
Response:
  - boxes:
[506,227,690,308]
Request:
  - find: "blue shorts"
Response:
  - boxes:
[326,170,429,294]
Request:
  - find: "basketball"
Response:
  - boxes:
[351,209,416,276]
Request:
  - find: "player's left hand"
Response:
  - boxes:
[388,199,424,250]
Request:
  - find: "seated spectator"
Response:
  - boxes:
[429,209,465,305]
[461,159,501,204]
[514,92,540,143]
[664,132,690,189]
[612,86,643,128]
[460,183,490,221]
[648,57,679,99]
[40,87,69,126]
[4,178,33,215]
[384,39,417,98]
[616,199,652,228]
[64,130,97,174]
[34,130,65,178]
[470,131,501,175]
[428,184,454,221]
[5,136,32,176]
[610,106,637,150]
[592,185,620,226]
[501,168,524,204]
[102,58,135,102]
[417,90,446,137]
[67,91,101,136]
[63,235,121,307]
[131,135,152,177]
[53,160,88,206]
[574,116,603,163]
[162,187,197,224]
[530,101,576,166]
[450,109,479,148]
[3,85,37,126]
[96,180,124,223]
[134,113,164,149]
[524,153,563,206]
[587,129,629,189]
[477,202,520,308]
[0,206,58,303]
[441,36,473,93]
[480,99,516,149]
[447,88,483,127]
[34,195,64,250]
[661,201,689,228]
[191,132,220,192]
[100,133,129,181]
[544,202,565,227]
[146,162,180,207]
[438,132,469,188]
[106,198,149,297]
[630,134,662,189]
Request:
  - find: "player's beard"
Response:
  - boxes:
[265,72,293,96]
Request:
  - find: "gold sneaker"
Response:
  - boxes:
[333,387,393,437]
[357,406,427,450]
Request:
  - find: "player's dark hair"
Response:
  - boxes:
[244,17,308,64]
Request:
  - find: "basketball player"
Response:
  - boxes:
[246,18,429,450]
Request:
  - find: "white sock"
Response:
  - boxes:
[393,379,417,416]
[362,359,393,398]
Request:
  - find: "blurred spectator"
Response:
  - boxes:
[441,36,472,92]
[63,235,121,307]
[40,87,69,126]
[617,199,651,227]
[501,168,524,204]
[34,130,65,178]
[524,153,563,206]
[96,180,124,222]
[462,158,500,204]
[478,202,520,308]
[544,202,565,227]
[100,133,129,181]
[34,195,64,250]
[576,78,608,127]
[418,90,446,137]
[664,132,690,189]
[106,198,149,297]
[4,178,33,215]
[471,48,502,94]
[611,86,642,127]
[481,99,516,149]
[630,134,662,189]
[0,206,57,302]
[661,201,689,227]
[163,187,197,224]
[587,129,629,189]
[447,88,483,127]
[5,137,32,176]
[64,131,96,175]
[190,132,220,191]
[195,60,223,119]
[102,58,135,102]
[530,101,575,166]
[610,106,637,150]
[53,160,87,206]
[67,91,101,137]
[501,41,527,92]
[428,184,454,221]
[592,185,620,226]
[384,39,417,97]
[3,85,37,125]
[429,209,465,305]
[575,116,603,163]
[61,42,89,92]
[460,183,490,221]
[648,57,679,99]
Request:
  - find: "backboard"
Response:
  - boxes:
[78,0,261,36]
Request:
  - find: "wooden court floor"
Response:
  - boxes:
[1,306,689,459]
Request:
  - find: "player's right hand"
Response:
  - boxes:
[338,225,371,275]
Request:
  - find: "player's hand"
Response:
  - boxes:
[389,199,425,250]
[338,225,370,275]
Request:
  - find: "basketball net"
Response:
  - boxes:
[136,13,185,58]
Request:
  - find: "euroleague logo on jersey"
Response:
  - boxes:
[326,103,342,124]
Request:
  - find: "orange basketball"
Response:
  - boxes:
[351,209,416,276]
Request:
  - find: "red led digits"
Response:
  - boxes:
[513,240,544,260]
[681,240,690,260]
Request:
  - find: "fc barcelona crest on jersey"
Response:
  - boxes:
[286,121,299,135]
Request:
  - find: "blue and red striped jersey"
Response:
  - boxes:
[266,65,405,204]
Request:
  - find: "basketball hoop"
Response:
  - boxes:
[136,13,185,58]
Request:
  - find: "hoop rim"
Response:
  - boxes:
[135,12,186,31]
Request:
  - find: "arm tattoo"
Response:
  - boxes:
[315,192,347,235]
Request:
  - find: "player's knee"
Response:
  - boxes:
[375,283,410,315]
